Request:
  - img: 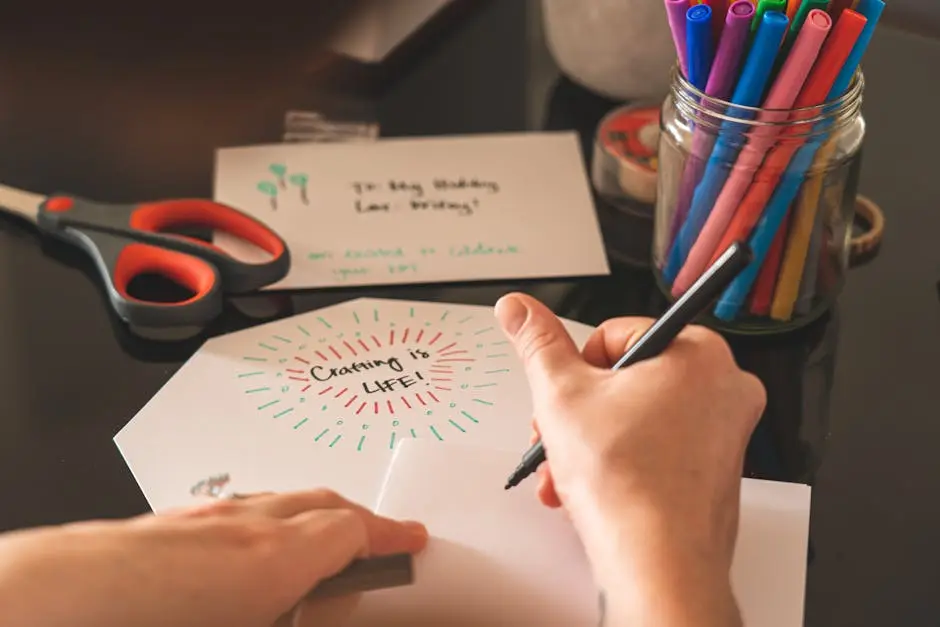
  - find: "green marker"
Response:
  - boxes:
[753,0,788,31]
[257,181,278,210]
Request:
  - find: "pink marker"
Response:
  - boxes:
[670,8,833,297]
[666,0,691,77]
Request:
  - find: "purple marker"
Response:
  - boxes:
[665,0,691,77]
[666,0,756,252]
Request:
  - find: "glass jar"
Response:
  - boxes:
[653,67,866,335]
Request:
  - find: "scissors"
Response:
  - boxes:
[0,183,290,327]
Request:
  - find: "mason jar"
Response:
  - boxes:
[653,67,866,335]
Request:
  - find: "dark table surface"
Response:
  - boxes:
[0,4,938,626]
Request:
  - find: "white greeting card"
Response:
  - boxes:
[212,132,610,290]
[114,298,595,512]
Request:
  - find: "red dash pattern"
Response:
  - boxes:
[428,331,442,346]
[344,394,359,408]
[436,342,457,354]
[427,391,440,402]
[318,386,334,395]
[328,345,342,359]
[401,396,412,409]
[343,340,357,356]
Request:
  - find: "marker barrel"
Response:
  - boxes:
[653,58,867,334]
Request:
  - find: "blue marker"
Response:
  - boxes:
[714,0,885,320]
[794,0,886,313]
[687,4,715,91]
[663,10,789,284]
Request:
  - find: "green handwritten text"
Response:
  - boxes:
[333,267,369,281]
[345,248,405,259]
[307,251,333,261]
[449,242,520,257]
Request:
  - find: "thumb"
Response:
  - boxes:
[494,293,586,394]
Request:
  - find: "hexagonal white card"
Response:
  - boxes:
[114,298,595,512]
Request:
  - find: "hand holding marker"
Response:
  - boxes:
[660,0,885,323]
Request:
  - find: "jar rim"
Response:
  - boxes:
[670,64,865,132]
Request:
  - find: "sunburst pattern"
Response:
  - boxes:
[235,305,513,452]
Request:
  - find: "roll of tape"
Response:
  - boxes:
[592,104,661,207]
[850,194,884,260]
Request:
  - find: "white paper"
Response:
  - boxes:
[343,442,811,627]
[114,298,595,513]
[343,440,600,626]
[212,132,610,290]
[732,479,812,627]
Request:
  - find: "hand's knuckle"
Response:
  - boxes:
[682,325,735,360]
[520,326,561,363]
[218,518,282,554]
[741,372,768,419]
[307,488,345,508]
[598,316,654,335]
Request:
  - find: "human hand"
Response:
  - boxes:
[0,490,428,627]
[494,293,766,626]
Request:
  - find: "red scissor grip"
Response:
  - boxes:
[113,242,217,305]
[130,200,286,257]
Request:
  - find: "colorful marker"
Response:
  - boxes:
[670,9,831,297]
[663,10,789,283]
[712,10,868,320]
[666,0,756,254]
[755,0,788,30]
[828,0,855,20]
[687,4,716,90]
[786,0,802,20]
[749,210,792,314]
[792,0,831,33]
[772,0,885,319]
[666,0,692,77]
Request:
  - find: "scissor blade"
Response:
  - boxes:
[0,183,44,224]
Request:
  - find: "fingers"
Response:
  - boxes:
[536,465,562,509]
[236,489,358,519]
[580,317,656,369]
[167,489,429,556]
[288,509,372,582]
[287,508,428,584]
[494,293,587,395]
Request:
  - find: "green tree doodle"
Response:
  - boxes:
[268,163,288,189]
[257,181,278,210]
[289,172,310,205]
